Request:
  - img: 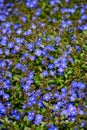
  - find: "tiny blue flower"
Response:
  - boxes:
[48,64,54,69]
[28,111,35,121]
[43,93,51,101]
[35,49,42,56]
[42,70,48,77]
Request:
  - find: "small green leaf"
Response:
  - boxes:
[24,127,31,130]
[83,30,87,34]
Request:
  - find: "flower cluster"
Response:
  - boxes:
[0,0,87,129]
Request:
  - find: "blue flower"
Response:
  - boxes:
[0,14,6,21]
[0,103,6,114]
[23,29,32,36]
[81,14,87,20]
[29,96,36,104]
[16,28,22,35]
[60,62,67,68]
[3,93,10,100]
[81,121,86,127]
[83,23,87,30]
[21,15,27,23]
[57,101,63,107]
[35,49,42,56]
[26,0,38,9]
[14,23,21,30]
[15,63,22,70]
[15,115,20,120]
[49,70,56,76]
[46,45,55,51]
[58,68,64,73]
[41,49,47,56]
[28,111,35,121]
[53,104,60,111]
[28,71,34,79]
[75,45,81,53]
[0,90,3,96]
[34,114,43,125]
[8,42,14,49]
[68,8,75,14]
[48,124,58,130]
[42,70,48,77]
[26,43,34,52]
[0,61,6,68]
[35,8,42,16]
[78,82,86,89]
[6,102,11,108]
[36,37,42,46]
[11,49,17,54]
[4,49,10,55]
[22,84,30,92]
[61,87,66,93]
[48,64,54,70]
[43,93,51,101]
[80,8,85,14]
[38,100,44,108]
[71,81,78,89]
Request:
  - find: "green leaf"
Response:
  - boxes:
[43,101,49,107]
[41,122,46,129]
[12,75,21,81]
[24,127,31,130]
[83,30,87,34]
[38,66,42,72]
[64,74,68,78]
[48,80,55,84]
[67,70,73,75]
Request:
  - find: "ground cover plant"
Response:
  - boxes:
[0,0,87,130]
